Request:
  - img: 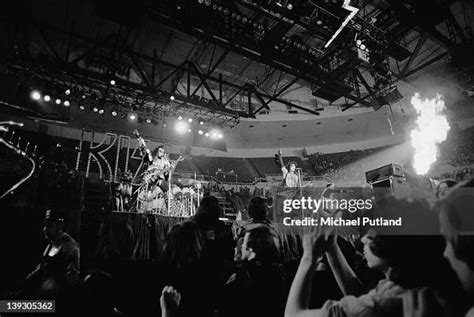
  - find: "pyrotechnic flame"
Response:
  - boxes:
[410,93,450,175]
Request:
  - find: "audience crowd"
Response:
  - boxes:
[308,149,377,178]
[3,128,474,317]
[438,127,474,167]
[439,168,473,182]
[2,176,474,317]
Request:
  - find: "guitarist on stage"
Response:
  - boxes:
[134,130,182,193]
[145,145,183,192]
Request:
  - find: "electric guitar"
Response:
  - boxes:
[144,155,184,184]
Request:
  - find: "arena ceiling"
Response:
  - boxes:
[0,0,473,148]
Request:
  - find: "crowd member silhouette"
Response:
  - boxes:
[23,209,80,295]
[192,195,235,262]
[285,196,467,317]
[233,196,274,261]
[158,220,223,316]
[403,178,474,316]
[219,225,287,317]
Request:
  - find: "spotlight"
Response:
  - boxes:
[188,118,193,123]
[79,104,85,111]
[82,94,86,99]
[356,39,362,46]
[217,133,223,138]
[55,99,61,105]
[178,116,183,120]
[145,118,152,124]
[174,121,188,134]
[210,129,221,139]
[287,3,293,9]
[360,44,366,50]
[65,89,71,95]
[44,95,51,102]
[199,121,204,125]
[98,109,104,115]
[187,128,192,133]
[205,132,210,137]
[31,91,41,101]
[110,79,116,85]
[111,110,118,117]
[170,95,175,101]
[128,113,137,121]
[92,106,98,112]
[198,130,204,135]
[63,100,70,107]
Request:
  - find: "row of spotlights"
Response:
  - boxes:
[31,90,70,107]
[174,121,223,138]
[177,116,204,125]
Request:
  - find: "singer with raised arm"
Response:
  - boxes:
[275,150,300,187]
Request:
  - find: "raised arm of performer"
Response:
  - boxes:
[277,150,288,178]
[133,129,153,162]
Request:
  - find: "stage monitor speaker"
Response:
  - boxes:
[371,176,410,200]
[366,163,404,184]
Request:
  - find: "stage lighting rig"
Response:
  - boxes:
[31,90,41,101]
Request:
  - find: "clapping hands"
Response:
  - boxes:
[302,226,337,262]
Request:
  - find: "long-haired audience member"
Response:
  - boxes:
[233,196,274,260]
[158,220,221,317]
[219,225,287,317]
[247,196,272,225]
[437,178,474,316]
[285,196,467,317]
[159,221,204,269]
[192,195,235,262]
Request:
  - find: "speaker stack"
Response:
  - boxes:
[365,163,409,199]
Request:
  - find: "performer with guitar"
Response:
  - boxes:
[275,150,300,187]
[133,129,183,193]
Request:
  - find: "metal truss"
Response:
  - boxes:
[1,0,468,120]
[0,18,326,124]
[149,0,380,108]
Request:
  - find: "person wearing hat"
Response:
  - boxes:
[24,209,80,291]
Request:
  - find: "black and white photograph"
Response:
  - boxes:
[1,0,474,316]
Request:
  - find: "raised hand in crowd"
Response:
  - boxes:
[160,286,181,317]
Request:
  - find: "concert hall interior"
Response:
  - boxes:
[1,0,474,316]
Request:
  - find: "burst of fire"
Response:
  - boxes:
[410,93,450,175]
